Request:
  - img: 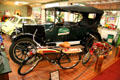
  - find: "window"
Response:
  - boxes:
[18,19,23,24]
[24,19,35,24]
[88,13,96,19]
[10,17,18,23]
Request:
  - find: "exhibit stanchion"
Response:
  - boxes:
[114,46,120,60]
[94,55,104,73]
[116,46,120,58]
[115,32,120,59]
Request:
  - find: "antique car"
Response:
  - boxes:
[9,5,104,64]
[1,15,36,36]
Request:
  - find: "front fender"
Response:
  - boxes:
[81,32,102,45]
[89,32,102,41]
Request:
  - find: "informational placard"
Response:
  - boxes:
[50,70,60,80]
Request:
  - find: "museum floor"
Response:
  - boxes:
[2,34,120,80]
[92,59,120,80]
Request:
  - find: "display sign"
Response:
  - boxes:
[50,70,60,80]
[58,27,70,36]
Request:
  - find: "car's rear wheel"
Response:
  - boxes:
[9,38,36,64]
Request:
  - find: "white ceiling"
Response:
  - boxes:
[0,0,59,7]
[0,0,120,7]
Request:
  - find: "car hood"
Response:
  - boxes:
[2,21,15,35]
[5,20,14,26]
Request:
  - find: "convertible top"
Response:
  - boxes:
[45,5,104,14]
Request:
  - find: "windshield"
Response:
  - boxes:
[9,17,18,23]
[73,13,83,22]
[24,19,35,24]
[46,10,55,23]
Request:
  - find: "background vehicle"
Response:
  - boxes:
[1,15,36,36]
[9,5,104,64]
[82,41,112,65]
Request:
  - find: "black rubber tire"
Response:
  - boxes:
[18,54,43,75]
[58,53,81,69]
[82,52,91,64]
[82,34,100,65]
[9,38,36,64]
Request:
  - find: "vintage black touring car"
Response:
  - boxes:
[9,5,104,64]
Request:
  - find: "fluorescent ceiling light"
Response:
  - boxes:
[15,1,28,5]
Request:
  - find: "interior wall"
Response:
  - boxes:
[0,3,28,17]
[27,6,32,16]
[32,7,41,24]
[89,3,120,10]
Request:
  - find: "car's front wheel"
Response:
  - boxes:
[84,33,101,53]
[9,38,36,64]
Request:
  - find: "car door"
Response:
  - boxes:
[45,24,70,42]
[57,26,70,41]
[69,25,86,41]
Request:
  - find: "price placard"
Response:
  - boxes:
[50,70,60,80]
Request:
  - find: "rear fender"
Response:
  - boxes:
[86,32,102,41]
[11,33,33,42]
[12,33,44,45]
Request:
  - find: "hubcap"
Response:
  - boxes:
[14,41,36,62]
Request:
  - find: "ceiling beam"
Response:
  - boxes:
[89,2,120,10]
[68,0,96,3]
[4,0,58,3]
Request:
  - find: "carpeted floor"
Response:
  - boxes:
[92,59,120,80]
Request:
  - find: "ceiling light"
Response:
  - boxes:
[15,1,19,5]
[15,1,28,5]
